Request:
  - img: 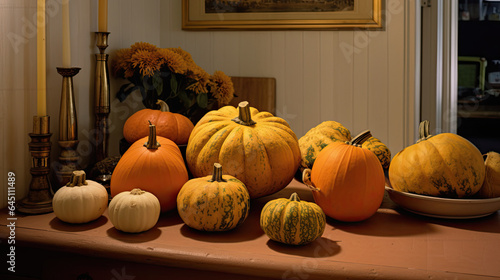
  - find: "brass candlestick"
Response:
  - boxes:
[55,67,81,188]
[17,116,53,214]
[94,32,110,163]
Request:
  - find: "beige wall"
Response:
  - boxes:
[1,0,161,208]
[0,0,416,209]
[161,0,417,149]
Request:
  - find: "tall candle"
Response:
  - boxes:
[37,0,46,116]
[98,0,108,32]
[62,0,70,67]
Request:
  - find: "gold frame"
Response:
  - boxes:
[182,0,382,30]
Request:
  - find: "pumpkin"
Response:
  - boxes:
[297,121,391,181]
[260,192,325,245]
[303,130,385,222]
[108,188,161,233]
[123,99,194,145]
[111,121,189,212]
[298,121,351,172]
[389,120,485,198]
[186,101,301,199]
[361,136,391,170]
[476,151,500,198]
[177,163,250,231]
[52,170,108,224]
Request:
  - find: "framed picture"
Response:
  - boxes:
[182,0,382,30]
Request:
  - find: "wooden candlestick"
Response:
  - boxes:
[17,116,53,214]
[94,32,110,163]
[55,67,81,188]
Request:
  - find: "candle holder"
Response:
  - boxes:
[55,67,81,188]
[17,116,53,214]
[94,32,110,163]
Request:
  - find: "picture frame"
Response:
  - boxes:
[182,0,382,31]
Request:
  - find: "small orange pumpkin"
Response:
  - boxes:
[111,121,189,212]
[123,99,194,145]
[303,130,385,222]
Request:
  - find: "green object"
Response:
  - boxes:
[260,192,326,245]
[458,56,487,92]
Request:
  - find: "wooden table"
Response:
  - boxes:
[1,180,500,280]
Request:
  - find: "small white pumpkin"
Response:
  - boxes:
[53,170,108,224]
[108,188,161,233]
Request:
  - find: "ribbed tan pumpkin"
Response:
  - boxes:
[177,163,250,231]
[186,101,301,198]
[389,120,485,198]
[476,151,500,198]
[123,100,194,145]
[303,131,385,222]
[111,122,189,212]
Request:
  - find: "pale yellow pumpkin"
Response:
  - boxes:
[108,188,161,233]
[53,170,108,224]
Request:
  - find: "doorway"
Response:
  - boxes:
[457,0,500,153]
[420,0,500,154]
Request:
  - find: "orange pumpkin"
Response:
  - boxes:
[123,99,194,145]
[111,122,189,212]
[303,130,385,222]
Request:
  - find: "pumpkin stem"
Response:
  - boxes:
[156,99,170,112]
[289,192,301,202]
[210,163,227,182]
[349,130,372,147]
[144,120,161,149]
[417,120,432,143]
[302,169,320,192]
[66,170,88,187]
[232,101,256,126]
[130,188,145,195]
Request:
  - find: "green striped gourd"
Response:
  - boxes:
[177,163,250,231]
[361,136,391,170]
[260,192,325,245]
[298,121,351,172]
[298,121,391,178]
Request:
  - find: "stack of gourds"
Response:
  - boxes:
[51,99,499,246]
